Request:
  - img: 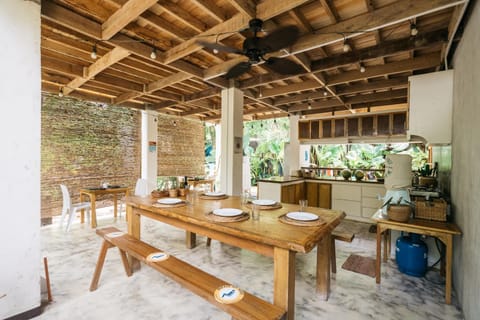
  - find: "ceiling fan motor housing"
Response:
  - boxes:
[243,38,263,64]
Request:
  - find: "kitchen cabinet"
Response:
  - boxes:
[408,70,453,144]
[332,183,362,218]
[297,111,407,141]
[305,181,332,209]
[281,182,304,204]
[361,185,385,218]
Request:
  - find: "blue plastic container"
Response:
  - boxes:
[396,233,428,277]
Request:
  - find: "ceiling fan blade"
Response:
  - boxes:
[225,61,251,79]
[257,25,300,53]
[196,40,242,54]
[265,57,304,75]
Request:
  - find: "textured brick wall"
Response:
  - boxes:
[157,115,205,177]
[41,94,141,221]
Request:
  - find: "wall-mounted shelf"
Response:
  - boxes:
[298,111,407,141]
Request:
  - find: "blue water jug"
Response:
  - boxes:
[396,233,428,277]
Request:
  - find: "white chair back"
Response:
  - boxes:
[134,178,148,196]
[60,184,72,210]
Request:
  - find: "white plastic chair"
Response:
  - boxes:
[134,178,149,197]
[60,184,91,232]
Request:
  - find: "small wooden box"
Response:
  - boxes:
[414,199,447,221]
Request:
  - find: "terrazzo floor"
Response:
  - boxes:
[37,208,464,320]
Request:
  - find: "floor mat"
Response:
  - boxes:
[341,254,376,278]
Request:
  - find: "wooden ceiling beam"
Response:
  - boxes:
[327,53,440,86]
[101,0,158,40]
[158,2,207,33]
[256,0,311,21]
[292,0,465,54]
[344,88,408,104]
[262,80,320,98]
[63,47,130,95]
[318,0,340,24]
[226,0,256,18]
[336,78,408,96]
[42,56,84,78]
[191,0,227,23]
[184,87,221,102]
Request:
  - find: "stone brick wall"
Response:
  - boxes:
[157,114,205,177]
[41,94,141,221]
[41,94,206,222]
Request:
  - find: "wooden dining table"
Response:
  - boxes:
[80,186,130,228]
[126,195,345,319]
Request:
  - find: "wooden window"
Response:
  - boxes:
[393,113,407,135]
[322,120,332,138]
[334,119,345,137]
[361,116,374,136]
[298,121,310,139]
[348,118,359,136]
[311,120,320,139]
[377,114,390,135]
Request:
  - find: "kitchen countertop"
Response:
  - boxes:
[259,176,384,185]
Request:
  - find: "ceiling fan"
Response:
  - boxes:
[197,18,304,79]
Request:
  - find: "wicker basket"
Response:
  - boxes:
[414,199,447,221]
[151,190,168,198]
[387,205,411,222]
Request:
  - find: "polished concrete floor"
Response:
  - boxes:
[37,208,464,319]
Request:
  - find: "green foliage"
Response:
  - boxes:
[244,118,290,185]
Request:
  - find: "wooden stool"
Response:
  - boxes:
[331,230,355,273]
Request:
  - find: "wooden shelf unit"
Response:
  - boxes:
[298,111,407,141]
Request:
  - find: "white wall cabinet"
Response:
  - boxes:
[332,182,385,222]
[408,70,453,144]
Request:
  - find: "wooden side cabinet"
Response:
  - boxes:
[281,182,304,204]
[305,182,331,209]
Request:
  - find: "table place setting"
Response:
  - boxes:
[278,199,326,226]
[213,285,244,304]
[199,191,228,200]
[153,197,187,208]
[205,208,250,222]
[247,199,282,210]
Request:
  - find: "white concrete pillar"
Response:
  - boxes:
[0,1,41,318]
[141,110,159,192]
[284,115,300,176]
[219,87,244,195]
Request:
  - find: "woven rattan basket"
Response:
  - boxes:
[414,199,447,221]
[387,204,411,222]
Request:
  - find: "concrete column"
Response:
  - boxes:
[141,110,158,192]
[0,1,41,318]
[284,115,300,176]
[219,87,244,195]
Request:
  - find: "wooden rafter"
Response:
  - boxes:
[102,0,158,40]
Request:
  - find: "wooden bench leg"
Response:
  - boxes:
[206,237,212,247]
[331,237,337,274]
[118,248,132,277]
[90,240,112,291]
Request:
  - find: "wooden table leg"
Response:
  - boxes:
[91,194,97,228]
[113,194,118,218]
[127,205,141,271]
[80,193,86,224]
[383,230,389,262]
[316,233,330,300]
[273,247,295,320]
[186,231,197,249]
[444,234,453,304]
[376,224,383,284]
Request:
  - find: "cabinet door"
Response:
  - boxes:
[306,182,319,207]
[281,183,304,204]
[318,183,332,209]
[332,199,362,217]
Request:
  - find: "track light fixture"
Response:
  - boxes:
[90,44,97,59]
[342,35,351,52]
[360,63,366,73]
[410,23,418,36]
[150,47,157,59]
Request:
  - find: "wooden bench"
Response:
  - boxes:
[331,230,355,274]
[90,227,285,320]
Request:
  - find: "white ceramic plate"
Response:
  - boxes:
[214,285,244,304]
[286,211,319,221]
[157,198,182,205]
[252,199,276,206]
[212,208,243,217]
[204,192,226,197]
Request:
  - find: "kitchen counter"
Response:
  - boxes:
[259,176,384,185]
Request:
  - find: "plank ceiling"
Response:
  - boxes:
[40,0,468,122]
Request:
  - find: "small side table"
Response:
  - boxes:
[371,210,462,304]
